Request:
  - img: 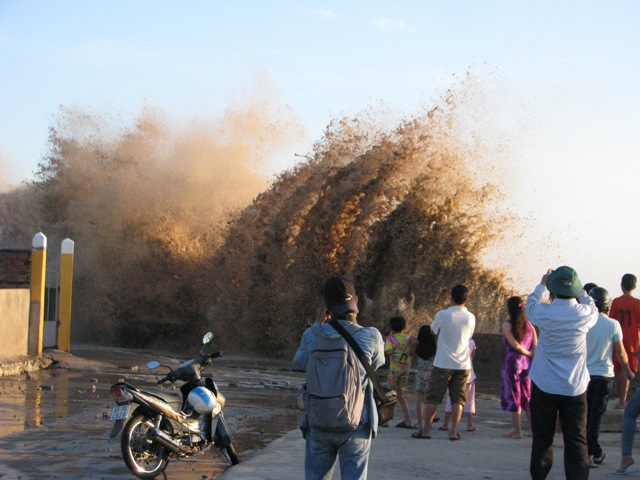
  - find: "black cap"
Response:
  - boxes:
[322,276,359,316]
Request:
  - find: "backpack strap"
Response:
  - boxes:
[329,320,386,400]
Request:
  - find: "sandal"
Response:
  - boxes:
[614,469,640,475]
[449,433,461,441]
[395,421,414,429]
[411,431,431,439]
[438,426,449,431]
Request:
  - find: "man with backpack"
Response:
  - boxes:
[293,276,385,480]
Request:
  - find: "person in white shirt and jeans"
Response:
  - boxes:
[526,267,598,480]
[585,286,634,468]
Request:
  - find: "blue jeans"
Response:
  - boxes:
[586,376,613,458]
[622,388,640,456]
[530,382,589,480]
[305,423,372,480]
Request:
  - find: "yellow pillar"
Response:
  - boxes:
[57,238,74,352]
[28,232,47,356]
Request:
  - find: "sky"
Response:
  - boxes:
[1,1,639,295]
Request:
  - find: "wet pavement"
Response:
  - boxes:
[0,345,305,479]
[217,394,631,480]
[0,346,634,479]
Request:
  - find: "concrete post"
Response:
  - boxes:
[57,238,74,352]
[28,232,47,356]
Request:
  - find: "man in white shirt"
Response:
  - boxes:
[414,284,475,441]
[585,287,633,468]
[526,267,598,480]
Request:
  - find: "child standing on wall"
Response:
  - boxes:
[385,316,416,428]
[440,338,477,432]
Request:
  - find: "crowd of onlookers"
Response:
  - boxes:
[293,270,640,480]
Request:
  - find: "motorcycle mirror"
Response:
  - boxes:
[146,361,161,370]
[202,332,214,345]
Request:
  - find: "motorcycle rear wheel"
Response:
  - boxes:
[121,414,169,479]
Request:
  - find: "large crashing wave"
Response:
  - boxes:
[0,82,515,356]
[208,92,514,356]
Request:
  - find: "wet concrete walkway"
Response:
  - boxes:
[0,348,634,479]
[218,395,631,480]
[0,346,302,479]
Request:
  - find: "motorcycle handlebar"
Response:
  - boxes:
[203,351,222,365]
[156,351,222,384]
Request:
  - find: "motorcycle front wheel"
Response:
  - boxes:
[220,444,239,466]
[121,414,169,479]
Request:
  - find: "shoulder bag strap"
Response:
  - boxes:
[329,320,387,399]
[386,334,401,349]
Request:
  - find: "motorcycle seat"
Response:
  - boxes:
[140,387,183,405]
[113,381,182,406]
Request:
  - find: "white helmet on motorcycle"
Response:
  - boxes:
[188,387,218,413]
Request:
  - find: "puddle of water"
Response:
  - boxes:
[0,347,307,479]
[0,368,117,436]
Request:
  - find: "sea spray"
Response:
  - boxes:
[208,90,515,356]
[0,94,302,346]
[0,80,516,354]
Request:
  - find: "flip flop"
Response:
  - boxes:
[438,426,449,431]
[411,432,431,439]
[467,427,476,432]
[395,421,414,429]
[449,433,461,441]
[614,469,640,476]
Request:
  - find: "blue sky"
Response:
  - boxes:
[1,1,639,293]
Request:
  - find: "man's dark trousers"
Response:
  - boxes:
[586,376,613,459]
[530,382,589,480]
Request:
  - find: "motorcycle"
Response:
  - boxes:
[109,332,239,479]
